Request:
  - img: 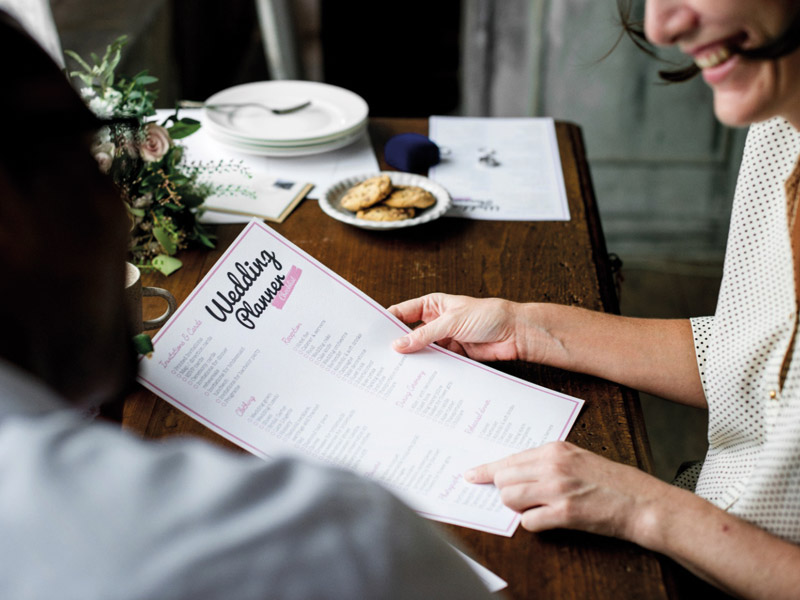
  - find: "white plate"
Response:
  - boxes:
[319,172,452,230]
[203,81,369,143]
[207,126,367,157]
[206,118,366,147]
[207,119,367,149]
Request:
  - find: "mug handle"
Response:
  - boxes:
[142,287,178,330]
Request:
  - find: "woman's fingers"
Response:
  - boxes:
[464,447,542,484]
[387,296,427,324]
[389,293,522,360]
[393,316,456,353]
[389,295,446,353]
[465,442,657,539]
[390,294,464,353]
[498,481,545,512]
[519,505,566,533]
[464,459,504,484]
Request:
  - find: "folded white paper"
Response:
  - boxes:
[429,116,570,221]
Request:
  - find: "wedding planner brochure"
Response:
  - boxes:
[138,220,584,536]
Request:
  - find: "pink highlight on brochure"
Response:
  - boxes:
[273,265,302,309]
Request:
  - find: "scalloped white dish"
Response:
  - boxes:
[319,172,452,230]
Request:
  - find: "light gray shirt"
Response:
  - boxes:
[0,361,492,599]
[0,0,63,66]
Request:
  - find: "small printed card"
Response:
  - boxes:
[155,109,314,224]
[203,177,313,223]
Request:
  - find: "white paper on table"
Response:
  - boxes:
[454,547,508,593]
[137,220,584,536]
[155,109,380,224]
[428,116,570,221]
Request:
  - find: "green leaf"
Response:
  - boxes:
[181,192,205,208]
[197,232,216,249]
[127,206,146,217]
[168,120,202,139]
[152,226,177,255]
[132,333,154,355]
[64,50,93,73]
[135,74,159,85]
[152,254,183,276]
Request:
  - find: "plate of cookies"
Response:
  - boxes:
[319,172,451,230]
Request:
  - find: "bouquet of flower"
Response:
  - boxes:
[66,36,251,275]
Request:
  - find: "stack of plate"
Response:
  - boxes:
[202,81,369,157]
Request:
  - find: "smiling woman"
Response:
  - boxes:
[619,1,800,82]
[386,1,800,598]
[619,0,800,126]
[0,0,63,65]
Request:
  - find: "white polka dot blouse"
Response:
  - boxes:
[682,117,800,543]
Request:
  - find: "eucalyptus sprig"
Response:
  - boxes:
[66,36,252,277]
[66,36,158,118]
[65,35,125,95]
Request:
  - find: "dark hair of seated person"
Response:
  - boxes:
[615,0,800,82]
[0,11,137,407]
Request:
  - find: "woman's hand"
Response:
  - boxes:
[390,293,706,407]
[464,441,666,540]
[388,293,530,362]
[467,443,800,600]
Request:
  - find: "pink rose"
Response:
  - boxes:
[91,141,115,174]
[140,123,172,162]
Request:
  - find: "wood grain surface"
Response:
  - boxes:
[123,119,679,599]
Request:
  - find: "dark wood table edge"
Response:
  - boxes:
[564,121,688,599]
[560,121,656,477]
[373,117,675,597]
[120,116,693,599]
[562,122,728,599]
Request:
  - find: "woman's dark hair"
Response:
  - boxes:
[617,0,800,82]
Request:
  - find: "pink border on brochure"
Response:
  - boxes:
[138,220,582,536]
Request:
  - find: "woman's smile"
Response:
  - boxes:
[646,1,800,127]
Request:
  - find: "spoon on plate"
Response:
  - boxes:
[178,99,311,115]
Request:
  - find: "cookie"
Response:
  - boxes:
[339,175,393,211]
[356,205,415,222]
[382,185,436,209]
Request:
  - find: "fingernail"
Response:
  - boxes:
[463,469,477,482]
[393,336,410,350]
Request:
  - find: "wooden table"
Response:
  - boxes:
[123,118,686,599]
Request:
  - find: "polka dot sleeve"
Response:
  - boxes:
[690,316,714,397]
[672,461,703,491]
